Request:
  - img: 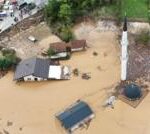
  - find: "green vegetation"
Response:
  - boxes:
[44,0,117,42]
[94,0,149,21]
[0,49,19,71]
[59,26,74,42]
[135,30,150,46]
[122,0,148,20]
[47,48,56,57]
[44,0,149,42]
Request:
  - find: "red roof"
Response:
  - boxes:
[70,40,87,49]
[50,42,70,53]
[50,40,87,53]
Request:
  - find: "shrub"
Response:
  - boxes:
[59,26,74,42]
[0,49,19,70]
[47,48,56,57]
[1,48,16,56]
[0,57,13,70]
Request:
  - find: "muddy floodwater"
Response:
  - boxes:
[0,22,149,134]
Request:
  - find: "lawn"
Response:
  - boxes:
[93,0,149,21]
[121,0,148,20]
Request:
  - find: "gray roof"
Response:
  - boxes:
[14,57,50,80]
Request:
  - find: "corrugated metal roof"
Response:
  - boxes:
[57,101,93,129]
[70,40,86,49]
[14,57,50,80]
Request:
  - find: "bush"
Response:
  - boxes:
[47,48,56,57]
[0,57,13,70]
[1,48,16,56]
[59,26,74,42]
[0,49,19,70]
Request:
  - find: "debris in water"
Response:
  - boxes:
[7,121,13,126]
[3,129,9,134]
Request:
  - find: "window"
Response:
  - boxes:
[27,78,31,80]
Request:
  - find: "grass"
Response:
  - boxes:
[92,0,149,22]
[121,0,148,20]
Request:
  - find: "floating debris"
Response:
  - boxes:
[19,127,23,131]
[7,121,13,127]
[93,51,98,56]
[3,129,9,134]
[104,96,116,109]
[73,68,79,76]
[82,73,91,80]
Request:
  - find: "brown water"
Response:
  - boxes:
[0,24,148,134]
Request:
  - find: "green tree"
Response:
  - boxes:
[59,26,74,42]
[44,0,60,25]
[58,3,73,24]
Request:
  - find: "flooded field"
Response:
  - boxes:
[0,21,149,134]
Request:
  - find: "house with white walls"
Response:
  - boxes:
[14,57,71,81]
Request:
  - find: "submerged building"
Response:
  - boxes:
[56,101,95,132]
[124,84,142,100]
[49,40,87,60]
[14,57,71,81]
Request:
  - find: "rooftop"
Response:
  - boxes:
[56,101,93,130]
[14,57,50,80]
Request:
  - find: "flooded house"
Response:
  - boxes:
[50,42,71,60]
[49,40,87,59]
[56,101,95,133]
[69,39,87,52]
[14,57,71,81]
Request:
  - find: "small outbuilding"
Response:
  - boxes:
[49,40,87,59]
[56,101,94,132]
[69,40,87,52]
[124,83,142,100]
[50,42,71,59]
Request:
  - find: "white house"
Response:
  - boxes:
[14,57,71,81]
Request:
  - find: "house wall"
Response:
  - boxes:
[70,114,95,132]
[50,52,68,59]
[71,47,84,52]
[24,75,47,81]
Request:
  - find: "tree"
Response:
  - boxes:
[59,26,74,42]
[58,3,73,24]
[0,49,18,71]
[44,0,60,25]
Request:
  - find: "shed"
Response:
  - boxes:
[56,101,94,132]
[70,40,87,52]
[50,42,71,53]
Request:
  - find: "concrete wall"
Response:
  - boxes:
[50,52,68,59]
[70,114,95,132]
[24,75,47,81]
[71,47,84,52]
